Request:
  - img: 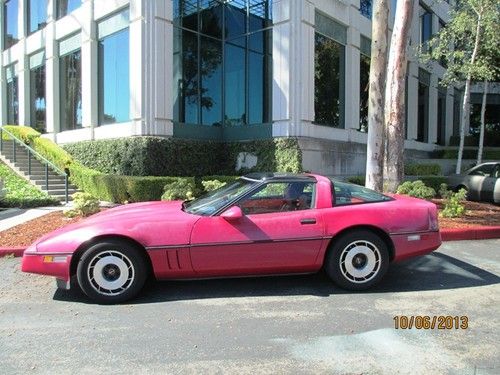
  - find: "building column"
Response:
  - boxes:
[45,22,59,137]
[428,74,438,144]
[141,0,173,136]
[17,0,29,126]
[272,0,315,136]
[129,0,145,135]
[0,4,4,125]
[345,24,361,131]
[406,62,419,141]
[81,0,97,134]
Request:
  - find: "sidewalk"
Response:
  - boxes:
[0,206,68,232]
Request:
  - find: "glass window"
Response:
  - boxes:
[30,52,46,133]
[239,182,315,215]
[453,89,462,137]
[417,81,429,142]
[437,83,446,145]
[331,180,392,206]
[314,32,345,128]
[469,164,494,177]
[5,65,18,125]
[173,0,272,128]
[60,48,82,131]
[57,0,81,19]
[359,49,370,133]
[360,0,372,19]
[3,0,19,49]
[98,10,130,125]
[420,5,432,50]
[28,0,47,34]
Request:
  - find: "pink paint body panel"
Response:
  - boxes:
[21,173,442,284]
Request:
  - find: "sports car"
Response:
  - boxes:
[22,173,441,303]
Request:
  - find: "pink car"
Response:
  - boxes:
[22,173,441,304]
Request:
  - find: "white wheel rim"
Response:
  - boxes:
[88,251,135,296]
[340,240,381,283]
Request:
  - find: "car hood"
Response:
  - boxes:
[32,200,200,254]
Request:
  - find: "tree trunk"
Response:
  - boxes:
[477,80,488,165]
[456,12,482,174]
[365,0,389,192]
[384,0,415,192]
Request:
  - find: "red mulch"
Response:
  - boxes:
[0,202,499,247]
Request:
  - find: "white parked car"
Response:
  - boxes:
[447,162,500,204]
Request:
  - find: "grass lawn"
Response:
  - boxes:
[0,162,59,208]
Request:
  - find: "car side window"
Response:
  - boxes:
[469,165,494,177]
[238,182,315,215]
[494,164,500,179]
[332,181,391,206]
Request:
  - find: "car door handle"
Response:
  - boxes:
[300,218,316,225]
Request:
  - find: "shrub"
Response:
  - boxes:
[441,188,467,218]
[161,178,196,201]
[416,176,447,192]
[202,180,227,192]
[2,125,39,143]
[438,183,452,199]
[0,162,58,208]
[64,192,100,218]
[396,180,436,200]
[405,163,441,176]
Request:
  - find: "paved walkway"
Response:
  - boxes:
[0,205,69,232]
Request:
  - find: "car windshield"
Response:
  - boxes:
[184,179,256,216]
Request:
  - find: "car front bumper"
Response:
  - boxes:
[22,247,73,285]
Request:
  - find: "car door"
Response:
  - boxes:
[189,181,325,277]
[466,164,494,200]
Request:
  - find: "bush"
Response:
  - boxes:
[432,148,500,160]
[405,163,441,176]
[441,188,467,218]
[161,178,197,201]
[415,176,447,192]
[202,180,227,192]
[438,183,452,199]
[64,192,100,218]
[396,180,436,200]
[1,125,39,143]
[0,162,58,208]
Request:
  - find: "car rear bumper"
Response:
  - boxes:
[391,230,442,262]
[22,250,72,282]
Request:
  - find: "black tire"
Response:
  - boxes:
[325,230,389,291]
[77,240,148,304]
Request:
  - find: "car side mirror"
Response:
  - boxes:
[221,206,243,221]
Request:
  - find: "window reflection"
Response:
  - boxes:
[98,28,130,125]
[173,0,272,128]
[30,59,46,133]
[28,0,47,34]
[57,0,81,19]
[6,66,18,125]
[359,53,370,132]
[314,33,345,128]
[3,0,19,49]
[60,49,82,131]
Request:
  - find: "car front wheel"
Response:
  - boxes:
[77,240,148,304]
[325,230,389,291]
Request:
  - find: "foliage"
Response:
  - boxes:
[420,0,499,86]
[1,125,39,143]
[201,180,227,192]
[439,183,452,199]
[410,177,446,194]
[0,162,58,208]
[64,192,100,218]
[161,178,197,201]
[396,180,436,200]
[441,188,468,218]
[431,149,500,160]
[404,163,441,176]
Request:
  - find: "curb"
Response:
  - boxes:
[0,247,25,258]
[441,226,500,241]
[1,227,499,258]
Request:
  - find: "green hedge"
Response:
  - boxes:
[404,163,441,176]
[431,149,500,160]
[63,137,303,176]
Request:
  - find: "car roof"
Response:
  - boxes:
[242,172,316,182]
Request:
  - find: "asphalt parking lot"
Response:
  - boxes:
[0,239,499,375]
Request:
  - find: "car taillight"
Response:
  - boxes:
[428,207,439,231]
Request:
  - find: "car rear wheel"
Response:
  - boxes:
[77,240,148,304]
[325,230,389,291]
